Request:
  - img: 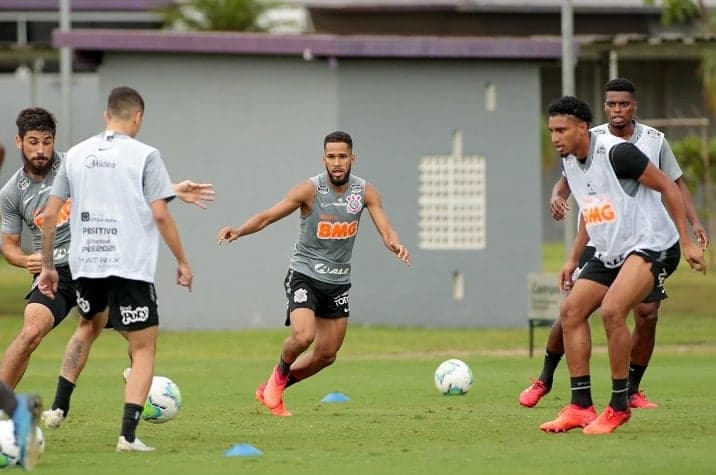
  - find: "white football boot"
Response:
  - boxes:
[116,436,155,452]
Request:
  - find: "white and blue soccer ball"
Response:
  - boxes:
[142,376,182,424]
[0,419,45,467]
[434,359,473,395]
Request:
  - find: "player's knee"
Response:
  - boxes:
[17,324,47,350]
[314,351,337,368]
[559,302,584,330]
[599,304,628,331]
[634,303,659,327]
[289,328,315,349]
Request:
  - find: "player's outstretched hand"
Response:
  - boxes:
[37,268,59,299]
[175,180,215,209]
[216,227,240,244]
[550,196,570,221]
[389,241,411,265]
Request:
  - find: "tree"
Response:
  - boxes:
[645,0,716,254]
[158,0,284,32]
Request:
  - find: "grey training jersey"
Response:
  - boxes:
[591,121,682,182]
[289,173,367,285]
[0,153,71,266]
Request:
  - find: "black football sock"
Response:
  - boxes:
[609,378,629,412]
[52,376,76,416]
[285,374,302,389]
[0,383,17,417]
[570,375,593,408]
[277,357,291,377]
[538,350,563,389]
[120,403,144,443]
[628,363,647,396]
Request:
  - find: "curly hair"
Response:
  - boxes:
[16,107,56,138]
[547,96,593,124]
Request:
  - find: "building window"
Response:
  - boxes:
[418,151,486,250]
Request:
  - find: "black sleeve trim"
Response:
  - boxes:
[609,142,649,180]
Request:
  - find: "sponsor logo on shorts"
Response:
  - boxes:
[334,291,349,313]
[657,267,668,294]
[293,288,308,303]
[76,291,91,314]
[120,305,150,325]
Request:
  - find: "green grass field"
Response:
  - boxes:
[0,243,715,474]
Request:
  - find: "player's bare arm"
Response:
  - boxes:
[550,175,572,221]
[216,180,313,244]
[173,180,215,210]
[36,195,64,298]
[674,176,709,249]
[639,163,706,273]
[1,233,41,274]
[151,198,193,291]
[364,183,411,265]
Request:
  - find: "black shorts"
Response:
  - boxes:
[26,265,76,328]
[577,242,680,302]
[75,277,158,332]
[283,270,351,326]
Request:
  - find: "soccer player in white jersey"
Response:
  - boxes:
[520,79,709,410]
[539,96,705,434]
[37,87,193,452]
[217,131,411,416]
[0,108,212,431]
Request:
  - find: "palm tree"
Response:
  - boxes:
[158,0,285,32]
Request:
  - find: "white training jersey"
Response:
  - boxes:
[563,133,678,268]
[51,131,175,282]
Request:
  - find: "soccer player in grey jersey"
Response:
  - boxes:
[520,79,709,410]
[0,108,213,431]
[539,96,705,435]
[217,131,410,416]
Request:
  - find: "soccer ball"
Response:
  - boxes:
[142,376,182,423]
[0,419,45,467]
[434,359,473,395]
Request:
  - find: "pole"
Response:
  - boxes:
[59,0,72,151]
[561,0,576,256]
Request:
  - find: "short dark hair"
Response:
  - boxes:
[547,96,593,125]
[604,78,637,97]
[324,131,352,150]
[107,86,145,120]
[16,107,56,138]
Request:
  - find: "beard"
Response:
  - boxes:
[326,164,351,186]
[22,152,53,176]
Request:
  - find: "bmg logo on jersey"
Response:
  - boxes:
[316,220,358,239]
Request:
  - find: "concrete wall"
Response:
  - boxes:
[2,53,544,330]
